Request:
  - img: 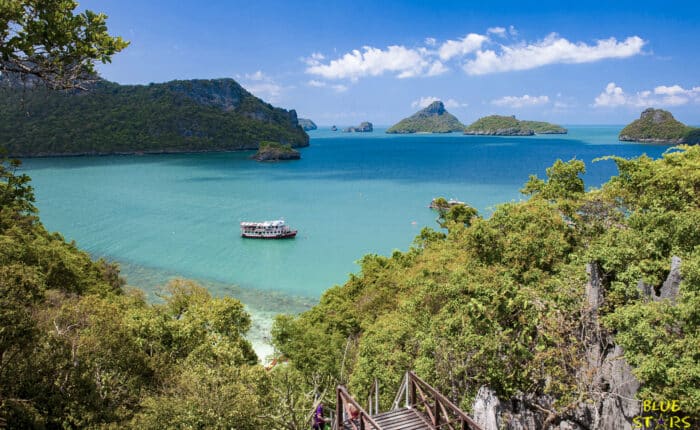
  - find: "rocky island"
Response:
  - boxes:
[251,141,301,161]
[297,118,317,131]
[464,115,567,135]
[386,101,465,134]
[344,121,373,132]
[619,108,700,144]
[0,77,309,157]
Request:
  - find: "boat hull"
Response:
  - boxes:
[241,230,297,239]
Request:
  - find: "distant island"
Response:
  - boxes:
[619,108,700,144]
[297,118,317,131]
[386,101,465,134]
[464,115,567,136]
[251,141,301,161]
[0,77,309,157]
[344,121,373,132]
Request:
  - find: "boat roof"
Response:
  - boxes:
[240,220,286,227]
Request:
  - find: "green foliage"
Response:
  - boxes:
[273,145,700,418]
[0,0,129,89]
[519,120,568,134]
[437,203,480,228]
[465,115,521,132]
[0,79,309,156]
[465,115,566,135]
[522,158,585,200]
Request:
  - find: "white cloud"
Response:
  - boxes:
[241,71,286,102]
[438,33,489,61]
[487,27,506,37]
[307,79,326,88]
[411,96,465,109]
[304,52,326,66]
[306,45,437,81]
[245,70,267,81]
[426,61,449,76]
[464,34,645,75]
[305,30,645,81]
[306,79,348,92]
[594,82,700,107]
[491,94,550,108]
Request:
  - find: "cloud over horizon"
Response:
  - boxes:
[491,94,550,108]
[304,45,446,81]
[304,30,644,81]
[594,82,700,108]
[239,70,286,102]
[464,35,645,75]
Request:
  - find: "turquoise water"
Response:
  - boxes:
[21,126,669,357]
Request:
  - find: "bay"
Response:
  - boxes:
[20,126,669,358]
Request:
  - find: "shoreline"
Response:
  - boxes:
[11,144,310,159]
[118,260,315,363]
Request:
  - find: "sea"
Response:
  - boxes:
[20,126,671,359]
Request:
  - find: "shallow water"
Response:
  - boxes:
[21,126,669,358]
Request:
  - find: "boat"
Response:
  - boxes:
[240,219,297,239]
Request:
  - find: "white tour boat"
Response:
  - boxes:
[240,219,297,239]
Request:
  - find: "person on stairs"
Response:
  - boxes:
[312,402,330,430]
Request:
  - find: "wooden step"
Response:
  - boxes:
[371,407,433,430]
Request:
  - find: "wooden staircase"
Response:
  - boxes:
[334,371,482,430]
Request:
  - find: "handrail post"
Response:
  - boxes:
[404,374,409,407]
[336,388,343,430]
[375,379,379,415]
[433,396,439,427]
[408,374,416,408]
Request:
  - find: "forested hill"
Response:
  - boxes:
[0,78,309,157]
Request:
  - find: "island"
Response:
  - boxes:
[330,125,338,131]
[619,108,700,144]
[386,101,465,134]
[343,121,373,132]
[520,120,568,134]
[297,118,317,131]
[250,141,301,161]
[0,76,309,157]
[464,115,567,135]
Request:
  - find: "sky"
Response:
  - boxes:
[80,0,700,125]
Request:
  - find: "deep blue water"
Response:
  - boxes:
[20,126,669,357]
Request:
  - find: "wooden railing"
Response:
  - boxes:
[367,378,379,416]
[336,386,382,430]
[404,371,482,430]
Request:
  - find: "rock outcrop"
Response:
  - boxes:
[386,101,465,133]
[250,141,301,161]
[619,108,700,144]
[298,118,317,131]
[344,121,373,132]
[471,257,684,430]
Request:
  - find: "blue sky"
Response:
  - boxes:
[81,0,700,125]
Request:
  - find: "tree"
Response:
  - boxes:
[0,0,128,89]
